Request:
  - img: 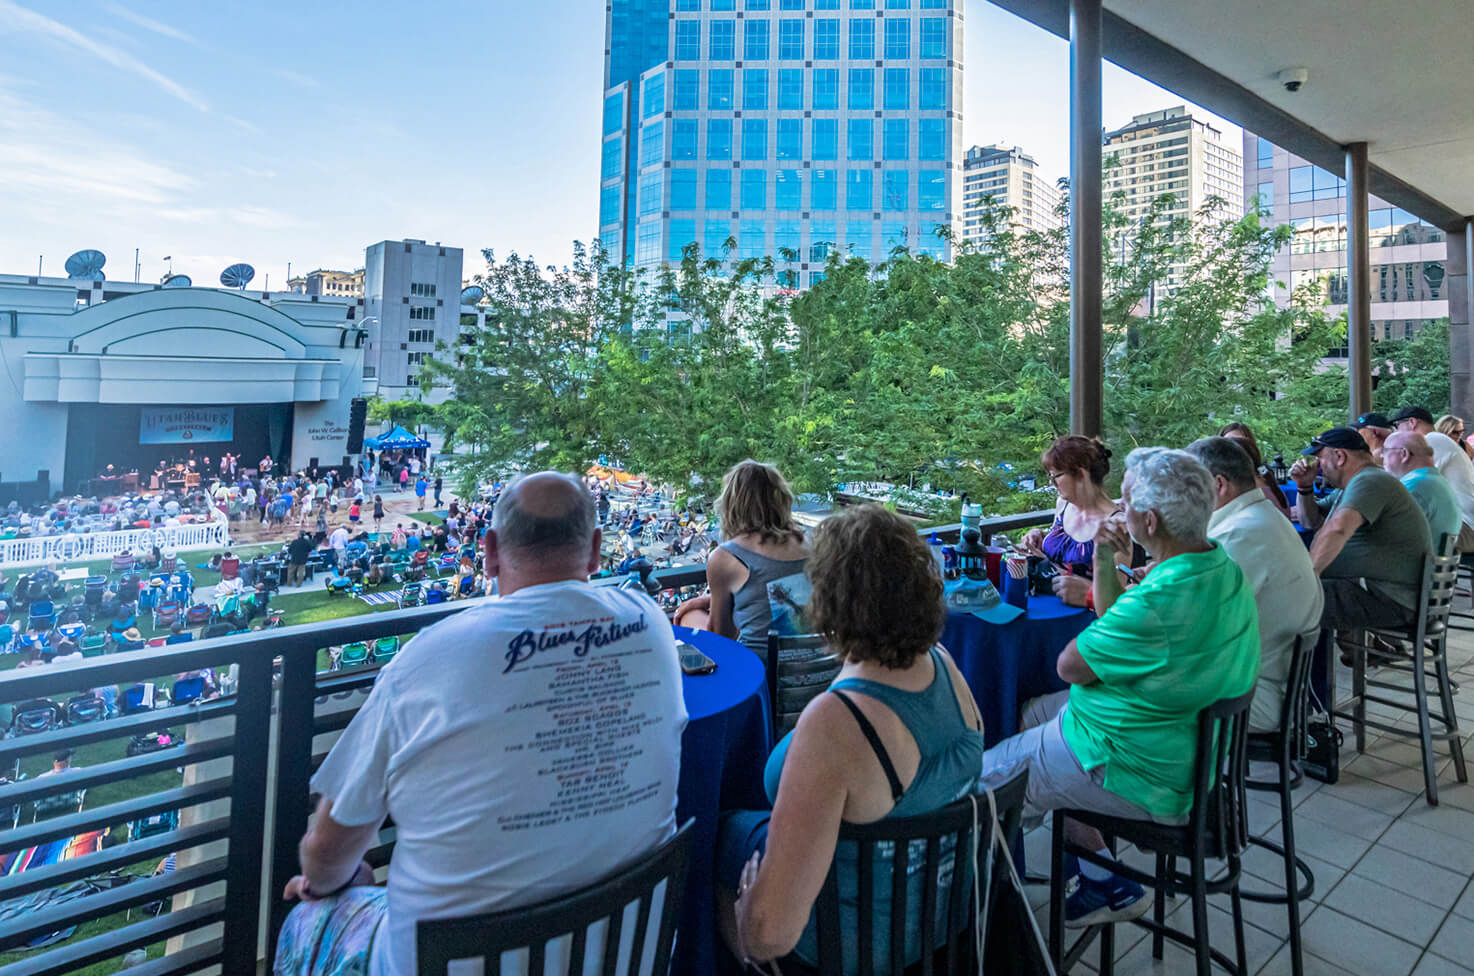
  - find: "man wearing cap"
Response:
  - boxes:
[1289,427,1430,630]
[1390,406,1474,550]
[1383,431,1463,550]
[1353,412,1393,465]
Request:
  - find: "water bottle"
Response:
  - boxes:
[927,532,946,576]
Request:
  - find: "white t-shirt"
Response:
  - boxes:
[311,580,687,976]
[1426,431,1474,528]
[329,527,350,553]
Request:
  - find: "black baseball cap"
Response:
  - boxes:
[1353,412,1391,431]
[1302,427,1370,455]
[1389,406,1435,426]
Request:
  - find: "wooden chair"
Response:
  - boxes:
[766,631,845,737]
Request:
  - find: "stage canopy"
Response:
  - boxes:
[364,425,429,450]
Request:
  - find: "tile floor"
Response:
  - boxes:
[1023,627,1474,975]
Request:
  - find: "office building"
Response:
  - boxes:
[1244,133,1449,356]
[961,144,1062,241]
[1103,106,1243,225]
[599,0,964,285]
[359,239,464,399]
[287,268,364,297]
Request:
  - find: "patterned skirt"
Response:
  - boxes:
[274,887,386,976]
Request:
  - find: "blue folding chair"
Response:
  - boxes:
[165,633,194,645]
[0,623,14,654]
[121,684,155,715]
[57,622,86,643]
[27,599,55,632]
[170,676,206,704]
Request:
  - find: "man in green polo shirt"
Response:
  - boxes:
[980,447,1260,928]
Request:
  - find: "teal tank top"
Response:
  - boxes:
[762,647,986,974]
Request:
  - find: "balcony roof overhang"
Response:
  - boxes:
[989,0,1474,230]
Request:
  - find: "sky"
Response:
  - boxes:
[0,0,1239,288]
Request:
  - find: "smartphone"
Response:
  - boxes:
[677,641,718,676]
[1115,563,1138,586]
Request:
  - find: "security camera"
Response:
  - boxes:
[1277,67,1309,93]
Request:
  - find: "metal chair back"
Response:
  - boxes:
[766,631,845,737]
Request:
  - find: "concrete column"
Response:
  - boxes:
[1069,0,1103,437]
[1345,142,1373,419]
[1450,220,1474,419]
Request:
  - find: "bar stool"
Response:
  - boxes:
[1241,635,1316,976]
[1335,534,1467,805]
[1050,688,1255,976]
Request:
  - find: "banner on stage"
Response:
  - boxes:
[139,407,234,444]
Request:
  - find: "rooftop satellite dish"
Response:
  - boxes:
[162,274,192,288]
[220,263,256,289]
[460,285,485,305]
[65,249,107,280]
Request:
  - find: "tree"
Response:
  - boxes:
[1373,318,1450,414]
[367,397,436,431]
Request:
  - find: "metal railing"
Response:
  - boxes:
[0,510,1053,974]
[0,519,231,570]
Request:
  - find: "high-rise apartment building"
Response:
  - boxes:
[960,144,1062,241]
[359,239,464,399]
[1103,106,1243,226]
[1244,133,1448,357]
[599,0,964,285]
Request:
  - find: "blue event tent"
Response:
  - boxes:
[363,425,430,450]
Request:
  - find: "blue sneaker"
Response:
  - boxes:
[1064,873,1153,928]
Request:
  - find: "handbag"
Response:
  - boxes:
[1303,713,1342,784]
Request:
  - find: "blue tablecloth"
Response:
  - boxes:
[940,594,1093,748]
[673,625,772,976]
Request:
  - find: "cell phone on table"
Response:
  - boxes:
[678,641,718,676]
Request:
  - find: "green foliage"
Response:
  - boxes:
[368,397,437,431]
[1373,317,1451,415]
[419,193,1393,508]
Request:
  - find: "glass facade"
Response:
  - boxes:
[603,0,958,273]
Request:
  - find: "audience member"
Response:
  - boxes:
[1353,412,1393,465]
[1290,427,1431,633]
[286,532,313,587]
[1436,414,1472,460]
[1188,437,1322,731]
[980,448,1259,927]
[1218,422,1293,518]
[275,472,685,976]
[717,505,983,970]
[674,460,808,659]
[1382,431,1463,549]
[1390,406,1474,548]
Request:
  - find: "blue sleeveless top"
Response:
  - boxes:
[762,647,986,974]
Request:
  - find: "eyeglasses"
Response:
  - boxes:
[1047,471,1065,484]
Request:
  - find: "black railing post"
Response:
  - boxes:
[267,640,323,968]
[221,652,275,976]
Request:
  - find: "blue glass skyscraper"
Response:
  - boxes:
[600,0,962,280]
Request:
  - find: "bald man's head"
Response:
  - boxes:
[491,472,597,565]
[1382,431,1434,478]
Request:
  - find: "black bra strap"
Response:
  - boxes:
[831,689,904,802]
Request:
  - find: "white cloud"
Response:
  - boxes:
[0,0,207,111]
[273,67,319,89]
[100,1,200,45]
[222,113,262,134]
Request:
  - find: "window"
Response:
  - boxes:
[1288,165,1311,203]
[601,140,621,180]
[847,219,872,258]
[919,67,946,108]
[678,0,701,9]
[708,68,734,109]
[813,18,840,58]
[706,168,733,208]
[847,118,873,160]
[742,168,767,209]
[673,69,700,109]
[599,186,620,225]
[744,19,770,59]
[884,18,909,59]
[407,351,430,365]
[640,121,664,167]
[919,18,946,57]
[918,170,945,210]
[919,222,944,258]
[851,0,874,7]
[810,220,836,260]
[777,118,802,159]
[1257,137,1274,168]
[675,20,701,60]
[882,169,908,210]
[883,119,908,160]
[885,0,909,7]
[670,169,698,208]
[773,220,801,257]
[812,168,837,208]
[848,68,874,109]
[602,92,624,136]
[743,68,769,108]
[1256,180,1273,216]
[638,170,662,215]
[712,0,735,7]
[847,168,873,210]
[918,118,944,159]
[884,221,909,252]
[407,328,435,343]
[780,0,805,8]
[672,120,698,160]
[883,67,908,109]
[776,169,802,208]
[642,74,665,118]
[746,0,770,7]
[705,219,733,255]
[779,18,804,58]
[409,305,437,321]
[1313,166,1344,201]
[919,0,945,7]
[778,68,804,108]
[742,118,768,159]
[707,118,733,159]
[669,219,696,261]
[814,0,838,7]
[710,19,736,58]
[813,68,839,108]
[812,118,838,159]
[849,19,874,59]
[740,219,767,258]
